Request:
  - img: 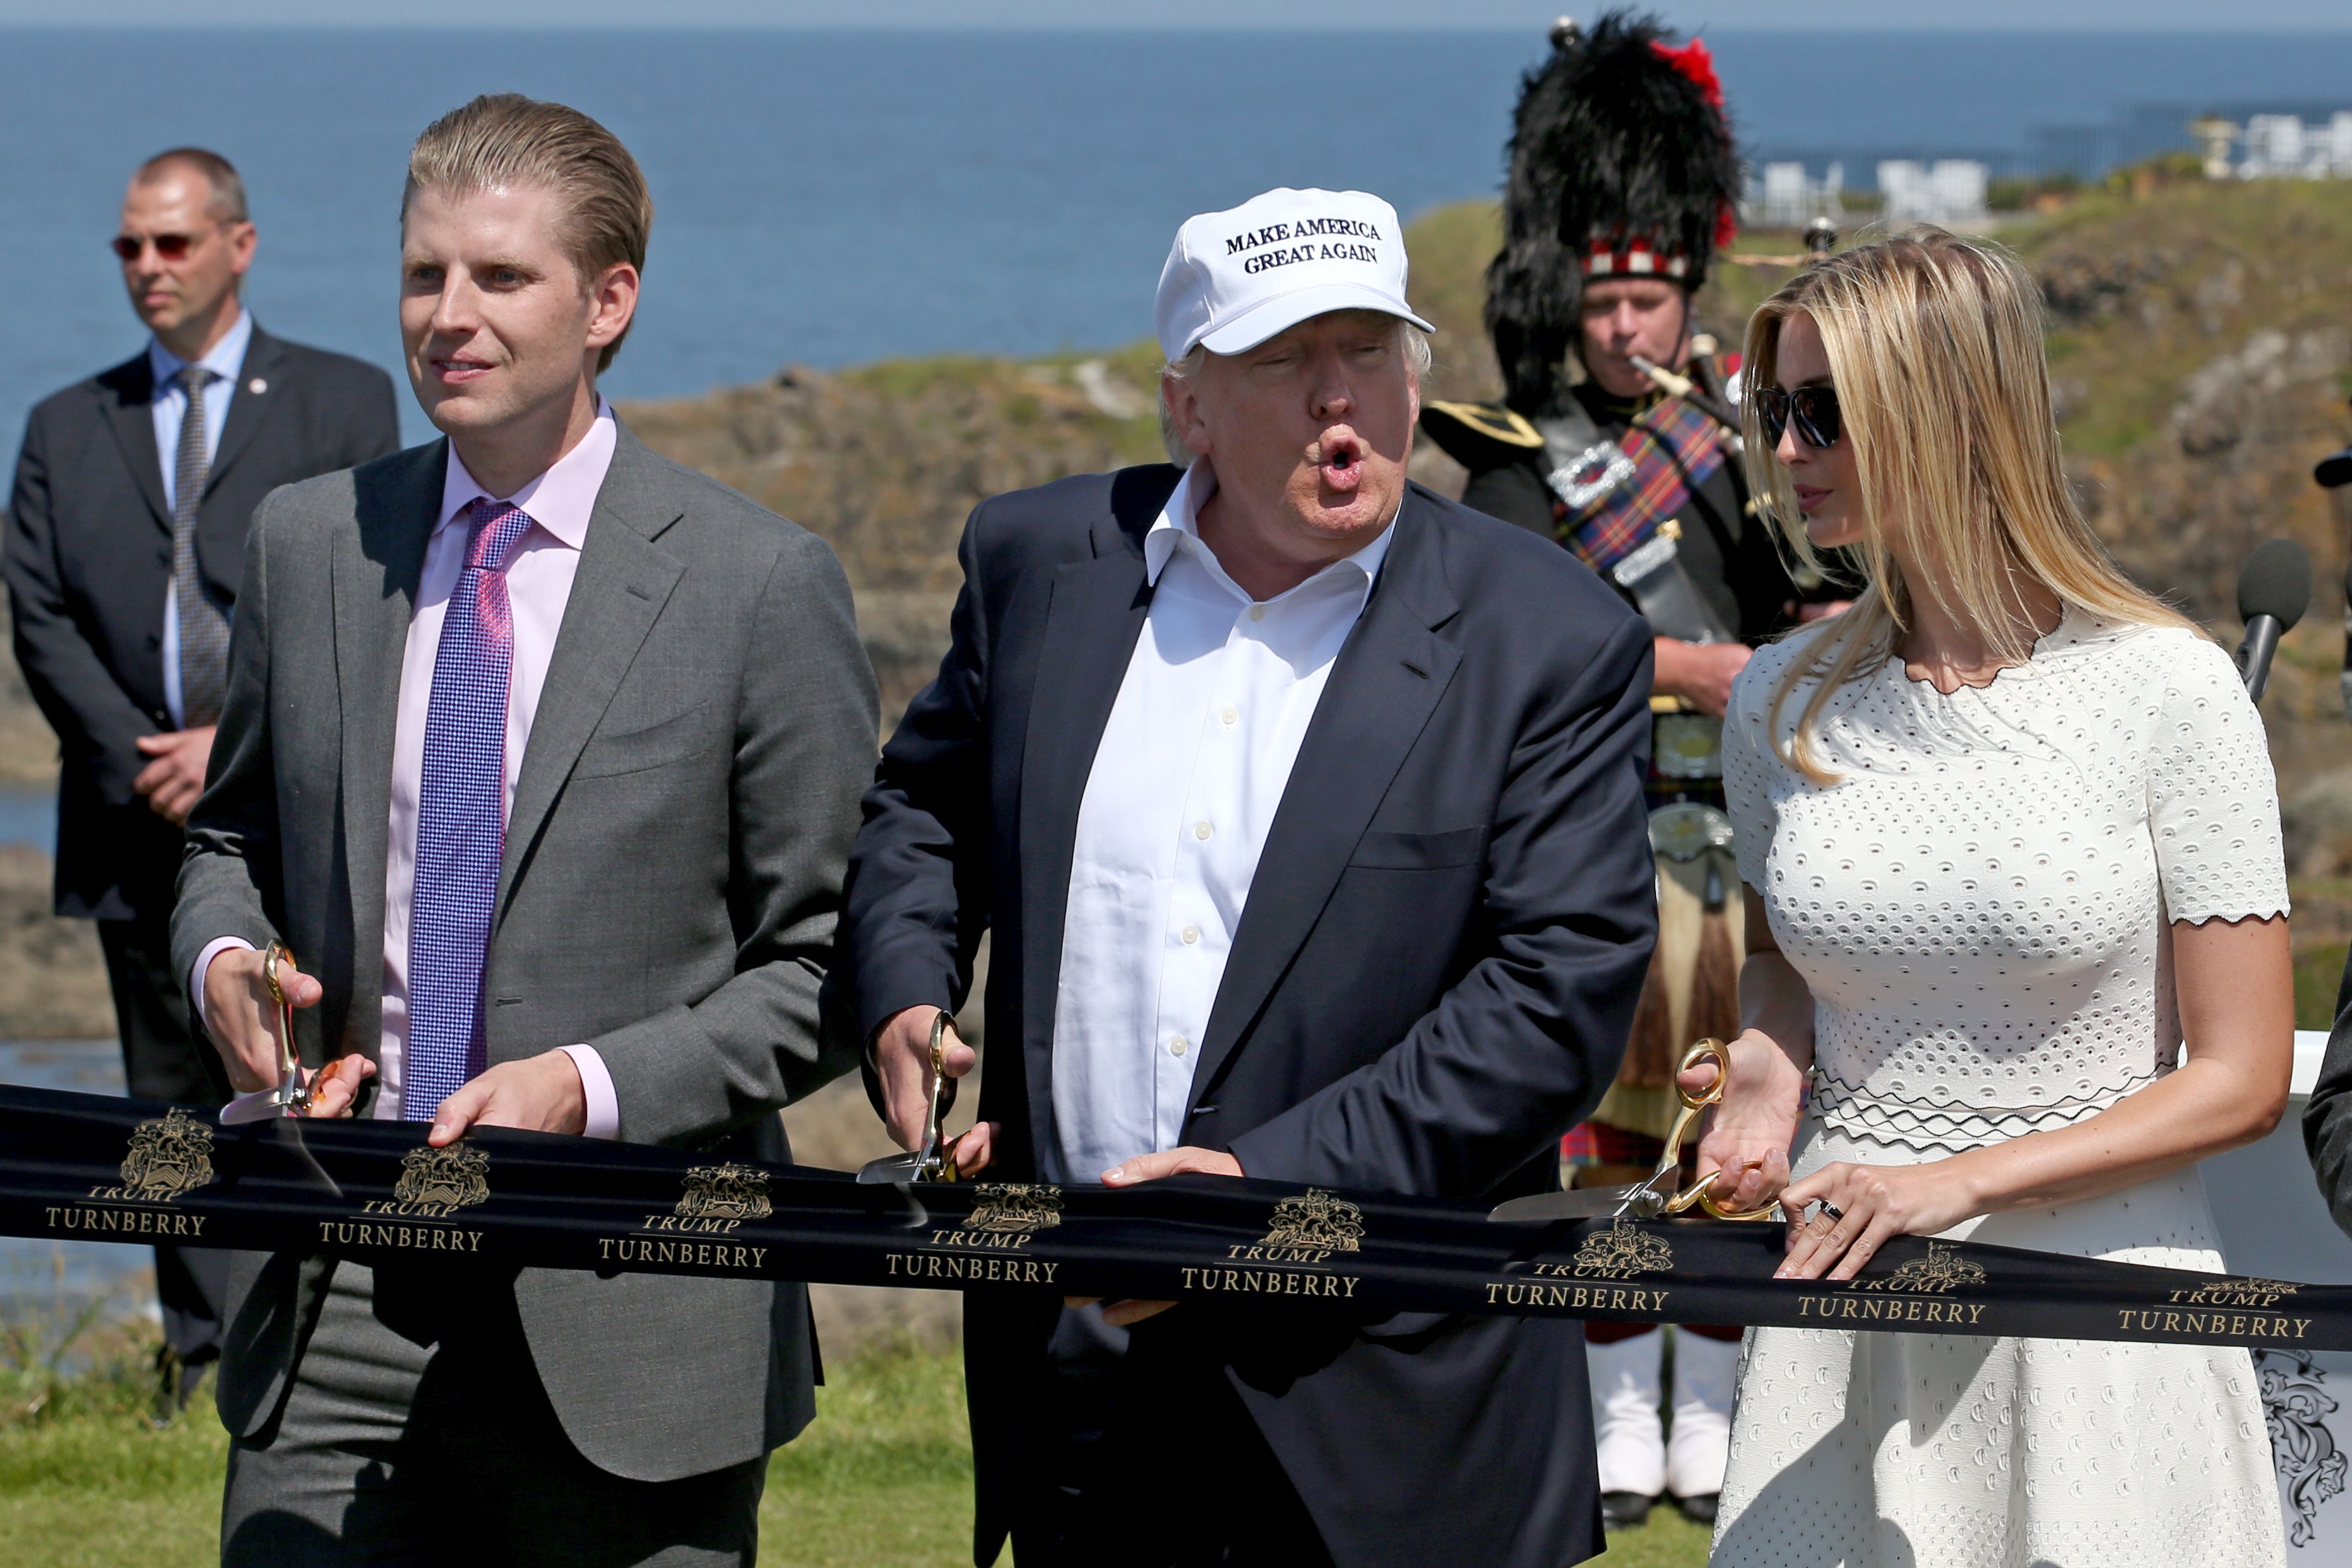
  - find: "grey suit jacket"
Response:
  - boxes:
[170,424,879,1482]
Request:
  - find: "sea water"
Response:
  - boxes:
[1,27,2348,449]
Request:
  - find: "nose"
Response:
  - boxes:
[1309,351,1355,421]
[428,273,480,340]
[1774,417,1807,467]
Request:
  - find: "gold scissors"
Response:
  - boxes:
[856,1010,963,1184]
[261,941,312,1117]
[1490,1039,1782,1223]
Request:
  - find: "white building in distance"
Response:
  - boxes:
[2236,113,2352,179]
[1754,162,1844,228]
[1877,160,1990,227]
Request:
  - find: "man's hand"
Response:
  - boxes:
[133,726,216,824]
[1651,638,1752,719]
[1102,1147,1243,1186]
[1067,1146,1248,1326]
[425,1049,588,1145]
[203,943,323,1093]
[873,1004,994,1161]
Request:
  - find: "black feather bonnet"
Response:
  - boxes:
[1485,11,1743,412]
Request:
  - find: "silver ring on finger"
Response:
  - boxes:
[1815,1201,1844,1221]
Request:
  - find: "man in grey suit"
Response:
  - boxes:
[170,94,876,1566]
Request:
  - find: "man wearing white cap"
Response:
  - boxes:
[843,187,1658,1567]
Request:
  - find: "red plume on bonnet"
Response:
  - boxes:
[1650,37,1724,110]
[1653,36,1737,247]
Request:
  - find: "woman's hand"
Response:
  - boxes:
[1684,1028,1808,1213]
[1774,1160,1983,1280]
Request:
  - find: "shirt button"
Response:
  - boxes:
[1169,1036,1189,1057]
[1249,605,1266,622]
[1193,821,1213,840]
[1181,925,1200,945]
[1221,707,1238,726]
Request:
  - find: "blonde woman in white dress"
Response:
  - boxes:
[1692,229,2293,1568]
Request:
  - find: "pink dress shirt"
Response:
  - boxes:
[201,407,622,1136]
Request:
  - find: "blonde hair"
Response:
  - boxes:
[403,94,653,373]
[1743,227,2195,783]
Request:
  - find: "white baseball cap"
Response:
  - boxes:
[1154,187,1435,363]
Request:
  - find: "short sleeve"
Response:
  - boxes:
[1721,653,1783,893]
[2147,634,2290,925]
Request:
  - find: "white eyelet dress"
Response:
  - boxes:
[1709,607,2291,1568]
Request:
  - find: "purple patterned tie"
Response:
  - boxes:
[403,497,538,1120]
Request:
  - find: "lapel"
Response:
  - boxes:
[494,424,687,924]
[1189,487,1465,1104]
[1015,466,1177,1154]
[204,324,285,494]
[331,441,446,1056]
[95,353,170,536]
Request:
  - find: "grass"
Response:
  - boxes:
[0,1330,985,1568]
[0,1318,1711,1568]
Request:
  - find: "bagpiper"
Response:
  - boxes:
[1419,9,1844,1533]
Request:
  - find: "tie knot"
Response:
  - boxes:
[175,364,213,396]
[463,497,537,575]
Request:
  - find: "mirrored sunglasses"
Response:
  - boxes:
[1755,384,1843,449]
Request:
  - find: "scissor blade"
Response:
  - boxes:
[857,1151,924,1185]
[1488,1185,1641,1223]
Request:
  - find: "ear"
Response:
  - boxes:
[228,220,258,279]
[585,260,640,353]
[1162,371,1213,459]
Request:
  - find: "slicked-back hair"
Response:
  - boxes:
[1742,226,2199,784]
[134,148,248,224]
[403,93,653,372]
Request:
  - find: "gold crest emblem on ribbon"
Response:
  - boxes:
[1571,1220,1673,1280]
[117,1107,215,1201]
[964,1184,1062,1235]
[1261,1189,1364,1254]
[391,1142,490,1215]
[675,1162,772,1222]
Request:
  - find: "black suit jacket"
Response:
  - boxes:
[844,465,1658,1568]
[5,324,398,919]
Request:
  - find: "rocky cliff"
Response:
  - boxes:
[0,179,2347,1039]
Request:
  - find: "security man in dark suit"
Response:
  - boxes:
[845,187,1657,1568]
[4,146,397,1403]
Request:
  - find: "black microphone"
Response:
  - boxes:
[2234,538,2312,703]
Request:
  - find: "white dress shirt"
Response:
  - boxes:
[150,304,252,729]
[199,406,622,1136]
[1047,463,1391,1184]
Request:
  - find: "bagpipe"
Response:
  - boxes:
[6,1079,2350,1354]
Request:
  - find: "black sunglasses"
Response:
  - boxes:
[111,230,210,262]
[1755,384,1843,449]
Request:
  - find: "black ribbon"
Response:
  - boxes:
[1,1084,2340,1351]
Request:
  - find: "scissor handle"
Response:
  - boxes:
[1656,1037,1779,1221]
[1676,1038,1730,1111]
[917,1009,961,1183]
[261,942,311,1117]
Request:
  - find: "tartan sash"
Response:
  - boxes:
[1558,395,1727,574]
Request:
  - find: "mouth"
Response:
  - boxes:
[1316,432,1365,493]
[429,355,495,386]
[1793,484,1830,516]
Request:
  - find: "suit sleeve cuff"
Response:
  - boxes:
[190,937,256,1035]
[559,1044,621,1139]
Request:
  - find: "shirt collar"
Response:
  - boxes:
[436,399,618,552]
[148,304,254,393]
[1143,462,1398,600]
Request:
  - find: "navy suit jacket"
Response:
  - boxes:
[844,464,1658,1568]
